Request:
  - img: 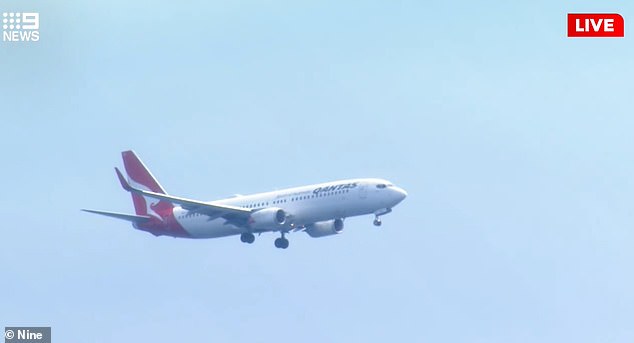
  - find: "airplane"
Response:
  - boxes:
[83,150,407,249]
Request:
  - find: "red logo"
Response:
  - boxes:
[568,13,624,37]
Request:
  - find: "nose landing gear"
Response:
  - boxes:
[373,208,391,227]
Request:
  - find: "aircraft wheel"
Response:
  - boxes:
[373,218,382,227]
[241,233,255,244]
[274,238,289,249]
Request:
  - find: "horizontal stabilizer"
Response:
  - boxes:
[82,209,152,223]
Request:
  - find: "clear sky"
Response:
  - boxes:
[1,0,633,342]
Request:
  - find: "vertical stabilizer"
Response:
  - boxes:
[120,150,172,217]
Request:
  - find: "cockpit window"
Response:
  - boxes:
[376,184,387,189]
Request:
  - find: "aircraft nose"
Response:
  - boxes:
[393,186,407,202]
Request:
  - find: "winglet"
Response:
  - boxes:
[115,167,133,191]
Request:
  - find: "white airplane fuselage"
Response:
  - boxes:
[170,178,407,238]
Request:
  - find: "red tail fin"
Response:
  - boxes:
[121,150,172,217]
[122,151,166,193]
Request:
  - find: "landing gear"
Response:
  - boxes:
[274,238,289,249]
[274,232,289,249]
[240,232,255,244]
[373,208,390,226]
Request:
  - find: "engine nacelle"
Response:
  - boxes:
[305,219,344,238]
[248,207,286,230]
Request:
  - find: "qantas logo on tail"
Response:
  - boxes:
[128,178,165,222]
[120,150,174,220]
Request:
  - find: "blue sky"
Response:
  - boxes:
[1,0,633,342]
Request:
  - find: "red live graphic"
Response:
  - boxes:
[568,13,624,37]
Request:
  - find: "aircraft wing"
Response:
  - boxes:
[115,168,252,219]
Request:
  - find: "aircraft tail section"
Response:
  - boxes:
[122,150,166,193]
[120,150,173,217]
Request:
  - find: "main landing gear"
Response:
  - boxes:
[274,232,289,249]
[240,232,255,244]
[241,232,289,249]
[373,217,382,227]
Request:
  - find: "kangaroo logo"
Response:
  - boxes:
[128,178,165,222]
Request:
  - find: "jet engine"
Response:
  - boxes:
[248,207,287,230]
[305,219,344,238]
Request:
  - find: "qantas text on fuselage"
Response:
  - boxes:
[83,151,407,249]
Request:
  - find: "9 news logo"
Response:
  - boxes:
[2,12,39,42]
[567,13,624,37]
